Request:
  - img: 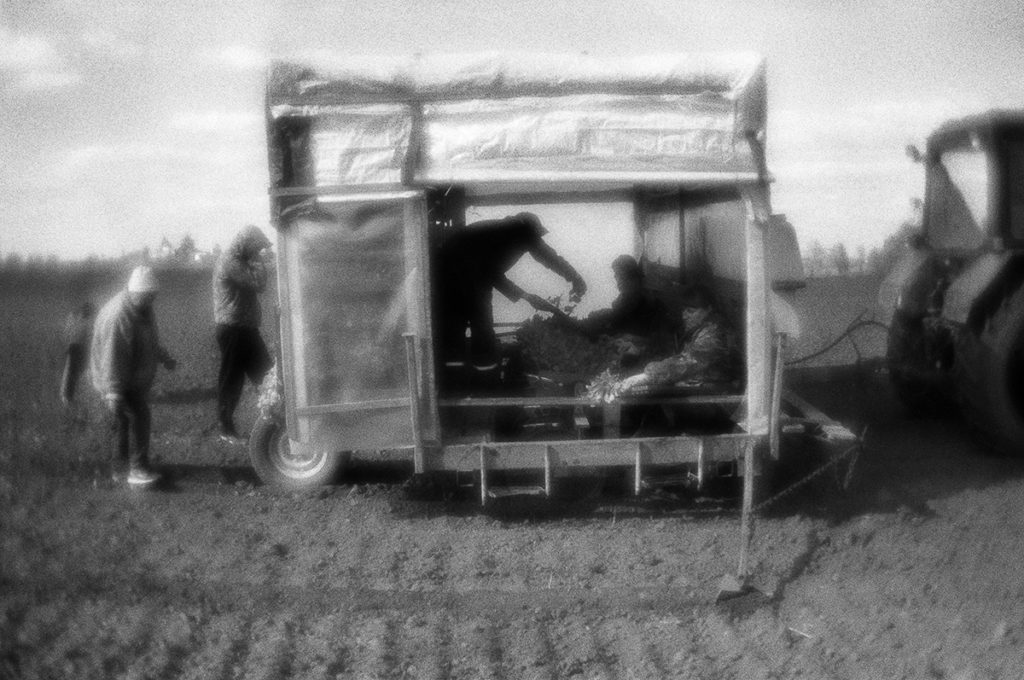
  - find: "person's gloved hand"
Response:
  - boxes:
[570,278,587,302]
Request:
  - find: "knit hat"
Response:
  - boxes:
[127,265,159,293]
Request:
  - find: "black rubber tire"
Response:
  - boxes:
[953,285,1024,455]
[249,414,344,490]
[886,310,954,416]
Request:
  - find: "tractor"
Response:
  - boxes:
[879,109,1024,453]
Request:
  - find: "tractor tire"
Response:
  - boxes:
[887,310,953,416]
[249,413,344,490]
[953,284,1024,455]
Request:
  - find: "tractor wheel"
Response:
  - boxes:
[886,310,953,416]
[249,413,344,489]
[953,285,1024,455]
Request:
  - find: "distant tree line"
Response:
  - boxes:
[803,220,920,279]
[0,235,223,274]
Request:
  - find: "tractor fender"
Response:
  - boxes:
[941,252,1014,325]
[877,249,931,322]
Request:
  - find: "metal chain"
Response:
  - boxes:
[754,442,862,513]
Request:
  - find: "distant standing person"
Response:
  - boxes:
[90,266,177,486]
[61,301,95,409]
[213,225,273,441]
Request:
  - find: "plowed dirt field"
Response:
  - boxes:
[3,271,1024,679]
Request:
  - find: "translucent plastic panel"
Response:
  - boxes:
[283,199,415,407]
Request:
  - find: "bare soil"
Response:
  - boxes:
[3,273,1024,679]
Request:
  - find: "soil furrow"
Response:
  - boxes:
[176,612,246,680]
[239,615,297,680]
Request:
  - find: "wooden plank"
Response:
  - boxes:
[434,434,759,471]
[438,394,744,408]
[295,398,410,416]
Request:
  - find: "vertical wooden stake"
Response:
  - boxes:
[544,446,553,498]
[634,444,643,496]
[738,440,757,578]
[697,438,705,491]
[403,333,425,474]
[479,443,488,507]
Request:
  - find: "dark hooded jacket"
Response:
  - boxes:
[213,226,271,328]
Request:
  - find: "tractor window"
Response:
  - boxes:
[926,147,989,250]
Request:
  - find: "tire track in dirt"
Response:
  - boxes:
[238,615,297,680]
[598,617,668,680]
[500,617,557,680]
[215,613,254,680]
[176,612,246,680]
[391,609,447,679]
[340,614,394,679]
[290,612,349,679]
[545,615,615,680]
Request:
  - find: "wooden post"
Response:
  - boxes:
[634,444,643,496]
[403,333,426,474]
[479,443,488,507]
[769,333,786,461]
[544,446,553,498]
[738,440,757,578]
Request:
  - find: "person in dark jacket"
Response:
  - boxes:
[213,225,274,440]
[436,212,586,369]
[90,266,176,485]
[583,255,673,339]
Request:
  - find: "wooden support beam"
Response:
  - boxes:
[634,443,643,496]
[544,446,553,497]
[404,333,426,475]
[697,438,705,491]
[738,440,757,578]
[479,443,488,507]
[769,333,786,461]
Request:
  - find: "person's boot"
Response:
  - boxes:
[127,464,160,486]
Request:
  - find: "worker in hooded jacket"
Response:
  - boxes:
[213,225,274,440]
[90,265,177,486]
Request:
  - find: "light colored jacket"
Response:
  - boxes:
[213,227,268,328]
[90,292,168,398]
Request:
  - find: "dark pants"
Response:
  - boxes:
[61,344,86,402]
[439,285,499,367]
[216,324,272,428]
[107,391,151,469]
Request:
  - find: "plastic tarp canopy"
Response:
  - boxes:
[266,52,767,188]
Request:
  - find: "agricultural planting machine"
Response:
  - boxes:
[249,52,859,565]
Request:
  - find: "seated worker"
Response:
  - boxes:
[577,255,677,368]
[436,212,587,370]
[617,284,740,394]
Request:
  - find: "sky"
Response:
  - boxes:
[2,0,1024,259]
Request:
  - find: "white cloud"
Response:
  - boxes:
[168,110,262,134]
[198,44,267,71]
[770,98,987,154]
[0,27,81,92]
[772,158,909,180]
[79,28,143,59]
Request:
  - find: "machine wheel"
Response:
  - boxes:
[953,285,1024,455]
[249,414,344,489]
[886,311,953,416]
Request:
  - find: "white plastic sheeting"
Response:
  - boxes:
[267,52,767,188]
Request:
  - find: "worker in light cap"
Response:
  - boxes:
[90,265,177,486]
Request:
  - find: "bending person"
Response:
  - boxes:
[436,212,586,369]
